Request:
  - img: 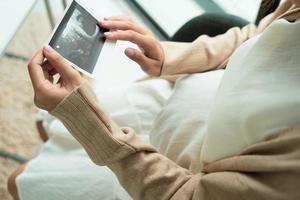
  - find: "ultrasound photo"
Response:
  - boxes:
[49,0,107,74]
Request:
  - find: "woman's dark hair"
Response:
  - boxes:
[261,0,278,9]
[255,0,281,24]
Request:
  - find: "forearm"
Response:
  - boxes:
[160,24,257,76]
[109,150,194,199]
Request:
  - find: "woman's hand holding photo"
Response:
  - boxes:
[99,16,164,76]
[28,46,81,111]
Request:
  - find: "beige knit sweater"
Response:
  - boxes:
[50,2,300,200]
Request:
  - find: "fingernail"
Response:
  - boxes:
[126,49,135,57]
[44,45,54,54]
[100,21,107,26]
[104,32,112,37]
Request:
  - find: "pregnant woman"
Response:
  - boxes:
[10,0,300,199]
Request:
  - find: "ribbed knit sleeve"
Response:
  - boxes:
[50,82,157,165]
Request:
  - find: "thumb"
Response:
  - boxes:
[125,48,155,71]
[43,45,76,79]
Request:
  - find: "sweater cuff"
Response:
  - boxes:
[160,41,192,76]
[160,41,177,76]
[49,82,139,165]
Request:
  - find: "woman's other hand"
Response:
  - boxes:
[99,16,164,76]
[28,46,81,111]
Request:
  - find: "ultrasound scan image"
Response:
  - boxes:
[49,1,107,74]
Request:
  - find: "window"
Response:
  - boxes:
[131,0,261,39]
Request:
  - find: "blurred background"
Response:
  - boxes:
[0,0,261,199]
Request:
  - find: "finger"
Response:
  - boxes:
[43,45,75,79]
[99,20,147,35]
[41,60,58,80]
[42,61,58,75]
[105,31,154,53]
[42,60,53,71]
[125,48,156,71]
[49,68,58,76]
[28,49,46,89]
